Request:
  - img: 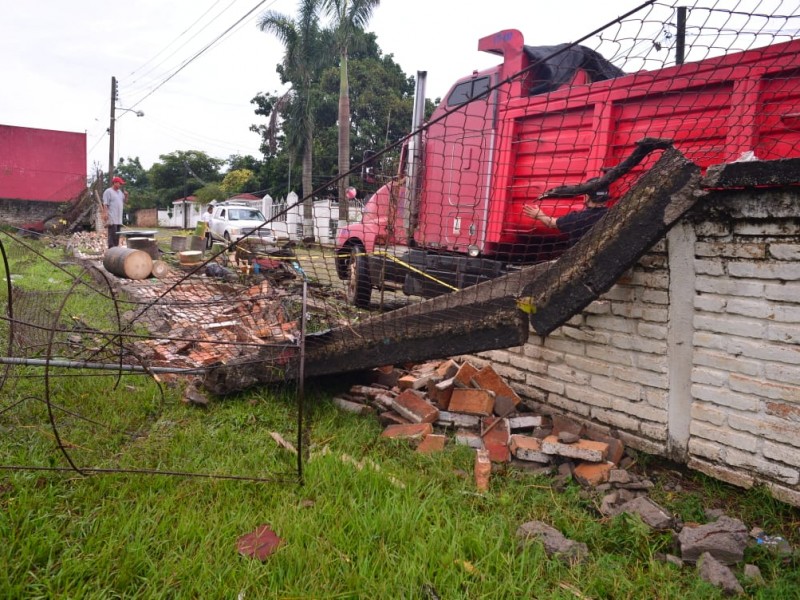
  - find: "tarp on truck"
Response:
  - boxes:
[524,44,625,95]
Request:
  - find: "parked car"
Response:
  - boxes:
[208,202,277,247]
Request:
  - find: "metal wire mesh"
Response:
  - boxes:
[2,0,799,480]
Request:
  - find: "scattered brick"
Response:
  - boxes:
[493,395,517,418]
[392,389,439,424]
[507,415,547,431]
[472,365,521,407]
[435,359,460,379]
[427,378,454,409]
[436,411,481,429]
[481,417,511,462]
[416,434,447,454]
[449,388,495,416]
[585,430,625,466]
[573,461,615,487]
[349,385,391,400]
[541,435,609,462]
[381,422,433,440]
[332,397,372,415]
[509,435,552,463]
[551,414,586,438]
[377,410,411,427]
[452,362,480,388]
[397,374,418,390]
[372,365,401,388]
[455,428,482,449]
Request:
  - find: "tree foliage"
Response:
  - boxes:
[221,169,256,196]
[148,151,224,208]
[253,28,416,201]
[258,0,331,239]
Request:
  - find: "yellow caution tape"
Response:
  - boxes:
[372,249,460,292]
[515,296,537,314]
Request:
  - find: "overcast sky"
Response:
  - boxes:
[1,0,796,175]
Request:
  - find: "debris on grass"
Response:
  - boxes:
[236,524,284,561]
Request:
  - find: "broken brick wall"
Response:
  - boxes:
[468,185,800,507]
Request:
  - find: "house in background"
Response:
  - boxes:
[0,124,86,231]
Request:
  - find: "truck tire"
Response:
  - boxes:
[345,244,371,308]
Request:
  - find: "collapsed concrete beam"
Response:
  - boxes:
[202,294,529,394]
[525,146,702,336]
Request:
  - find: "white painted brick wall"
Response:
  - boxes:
[467,186,800,506]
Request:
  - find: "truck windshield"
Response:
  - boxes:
[447,76,491,106]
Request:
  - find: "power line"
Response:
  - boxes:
[126,0,273,112]
[126,0,243,96]
[128,0,226,81]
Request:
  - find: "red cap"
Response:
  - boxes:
[112,176,126,185]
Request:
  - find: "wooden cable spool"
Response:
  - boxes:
[171,236,187,252]
[103,247,153,280]
[151,260,172,279]
[127,237,159,260]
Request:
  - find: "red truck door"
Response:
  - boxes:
[417,74,496,253]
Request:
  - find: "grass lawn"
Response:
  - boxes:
[2,388,799,599]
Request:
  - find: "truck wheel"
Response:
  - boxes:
[345,244,371,308]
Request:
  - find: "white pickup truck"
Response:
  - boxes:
[207,202,277,247]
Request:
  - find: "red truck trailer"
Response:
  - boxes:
[335,28,800,307]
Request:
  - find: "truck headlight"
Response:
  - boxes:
[467,245,480,257]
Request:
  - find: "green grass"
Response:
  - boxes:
[1,235,799,598]
[3,393,799,598]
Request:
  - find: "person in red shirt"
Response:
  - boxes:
[102,176,128,248]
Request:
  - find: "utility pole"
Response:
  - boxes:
[108,76,117,186]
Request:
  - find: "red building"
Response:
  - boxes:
[0,124,87,229]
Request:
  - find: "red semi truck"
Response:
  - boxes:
[335,29,800,307]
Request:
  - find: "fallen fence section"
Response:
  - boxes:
[204,147,704,395]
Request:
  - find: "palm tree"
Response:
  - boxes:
[322,0,380,232]
[259,0,326,241]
